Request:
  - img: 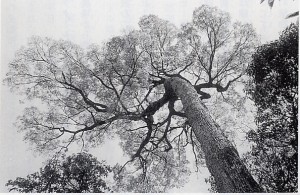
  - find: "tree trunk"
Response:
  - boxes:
[165,77,263,193]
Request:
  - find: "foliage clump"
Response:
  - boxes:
[245,23,298,192]
[6,153,112,193]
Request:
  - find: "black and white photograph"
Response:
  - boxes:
[0,0,298,193]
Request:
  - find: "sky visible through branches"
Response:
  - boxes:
[0,0,298,192]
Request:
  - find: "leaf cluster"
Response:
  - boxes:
[245,23,298,192]
[6,153,112,193]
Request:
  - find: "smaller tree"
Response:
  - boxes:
[245,23,298,192]
[6,153,112,193]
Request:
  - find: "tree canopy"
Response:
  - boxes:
[245,23,298,192]
[6,153,112,193]
[4,5,259,192]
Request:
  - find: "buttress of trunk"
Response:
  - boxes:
[164,77,263,193]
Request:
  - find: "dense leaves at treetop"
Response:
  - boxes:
[6,153,112,193]
[246,23,298,192]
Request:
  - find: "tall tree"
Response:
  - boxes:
[6,153,112,193]
[4,5,262,192]
[245,23,298,192]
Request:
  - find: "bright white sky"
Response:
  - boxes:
[0,0,299,193]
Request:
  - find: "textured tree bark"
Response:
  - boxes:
[165,77,263,193]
